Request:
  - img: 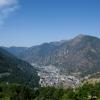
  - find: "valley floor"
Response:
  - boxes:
[33,64,81,88]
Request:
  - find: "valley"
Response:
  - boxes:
[0,35,100,100]
[2,34,100,88]
[0,0,99,99]
[33,64,80,88]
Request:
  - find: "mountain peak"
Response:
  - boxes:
[75,34,99,40]
[74,34,88,40]
[72,34,100,43]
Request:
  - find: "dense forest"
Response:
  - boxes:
[0,82,100,100]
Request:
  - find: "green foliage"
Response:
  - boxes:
[0,82,36,100]
[0,82,100,100]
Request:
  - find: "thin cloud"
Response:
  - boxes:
[0,0,19,25]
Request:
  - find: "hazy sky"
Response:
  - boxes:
[0,0,100,47]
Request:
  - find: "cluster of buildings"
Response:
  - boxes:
[38,65,59,87]
[37,65,80,88]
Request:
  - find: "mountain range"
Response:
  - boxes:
[2,34,100,77]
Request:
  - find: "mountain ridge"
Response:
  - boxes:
[2,34,100,77]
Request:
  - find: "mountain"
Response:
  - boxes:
[3,35,100,77]
[0,48,39,87]
[2,47,28,57]
[19,43,60,64]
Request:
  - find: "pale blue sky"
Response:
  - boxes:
[0,0,100,47]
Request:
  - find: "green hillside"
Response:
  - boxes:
[0,48,39,88]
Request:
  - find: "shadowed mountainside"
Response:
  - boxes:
[0,48,39,87]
